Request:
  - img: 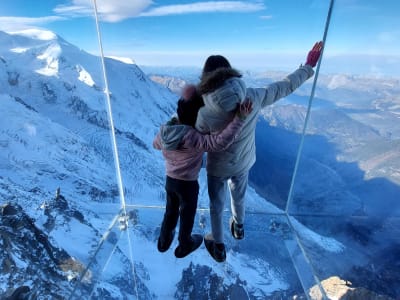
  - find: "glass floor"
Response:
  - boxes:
[66,206,400,300]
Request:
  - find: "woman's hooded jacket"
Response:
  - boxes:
[195,65,315,177]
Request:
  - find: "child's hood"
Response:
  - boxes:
[159,123,190,150]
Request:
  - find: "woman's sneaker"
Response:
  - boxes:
[204,234,226,262]
[174,234,203,258]
[230,218,244,240]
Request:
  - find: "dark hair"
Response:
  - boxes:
[201,55,231,78]
[177,92,204,127]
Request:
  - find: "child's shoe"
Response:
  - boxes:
[174,234,203,258]
[157,230,175,252]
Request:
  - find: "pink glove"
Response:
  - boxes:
[181,84,196,100]
[305,41,323,67]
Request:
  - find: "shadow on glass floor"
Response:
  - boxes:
[67,206,399,299]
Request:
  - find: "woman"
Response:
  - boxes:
[195,42,324,262]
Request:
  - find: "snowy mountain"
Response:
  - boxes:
[1,30,399,299]
[0,29,178,298]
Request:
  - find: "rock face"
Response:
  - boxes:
[0,197,153,300]
[0,202,79,299]
[175,262,251,299]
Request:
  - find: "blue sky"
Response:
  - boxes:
[0,0,399,74]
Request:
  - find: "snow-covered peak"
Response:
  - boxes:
[0,29,91,79]
[9,28,57,41]
[107,56,135,65]
[1,29,61,64]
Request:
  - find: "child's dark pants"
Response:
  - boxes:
[160,176,199,246]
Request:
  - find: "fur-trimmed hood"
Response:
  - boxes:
[198,67,242,95]
[199,68,247,114]
[195,68,247,134]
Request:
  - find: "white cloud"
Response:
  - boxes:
[0,16,64,32]
[53,1,265,22]
[139,1,266,17]
[259,15,272,20]
[54,0,153,22]
[53,5,93,17]
[0,1,267,29]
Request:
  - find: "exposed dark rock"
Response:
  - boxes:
[1,203,18,216]
[175,262,263,299]
[43,188,85,228]
[41,82,57,103]
[128,209,139,225]
[345,244,400,299]
[72,210,84,223]
[0,202,74,298]
[5,286,30,300]
[13,97,37,112]
[7,71,19,86]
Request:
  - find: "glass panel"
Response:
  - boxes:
[0,0,122,298]
[89,0,332,298]
[288,0,400,217]
[95,0,331,212]
[288,0,400,298]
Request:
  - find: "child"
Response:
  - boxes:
[153,86,252,258]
